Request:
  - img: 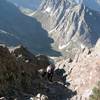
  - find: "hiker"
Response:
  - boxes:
[46,64,55,82]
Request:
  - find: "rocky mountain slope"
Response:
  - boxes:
[33,0,100,57]
[55,39,100,100]
[0,43,99,100]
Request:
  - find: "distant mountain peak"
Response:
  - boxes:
[34,0,100,54]
[40,0,76,11]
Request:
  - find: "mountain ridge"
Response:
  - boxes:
[33,0,100,56]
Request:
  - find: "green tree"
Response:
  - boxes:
[90,81,100,100]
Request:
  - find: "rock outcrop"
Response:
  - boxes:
[55,46,100,100]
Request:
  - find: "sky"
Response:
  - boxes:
[75,0,100,11]
[7,0,100,12]
[7,0,42,10]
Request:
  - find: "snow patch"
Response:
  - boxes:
[59,44,67,50]
[89,12,93,16]
[49,28,56,33]
[18,54,22,58]
[49,56,57,60]
[28,11,36,16]
[30,97,34,100]
[45,7,51,13]
[0,44,6,47]
[0,29,8,34]
[9,45,22,53]
[25,60,29,63]
[81,44,85,49]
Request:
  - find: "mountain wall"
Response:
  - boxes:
[55,40,100,99]
[33,0,100,56]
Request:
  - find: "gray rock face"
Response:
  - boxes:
[55,47,100,100]
[34,0,100,52]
